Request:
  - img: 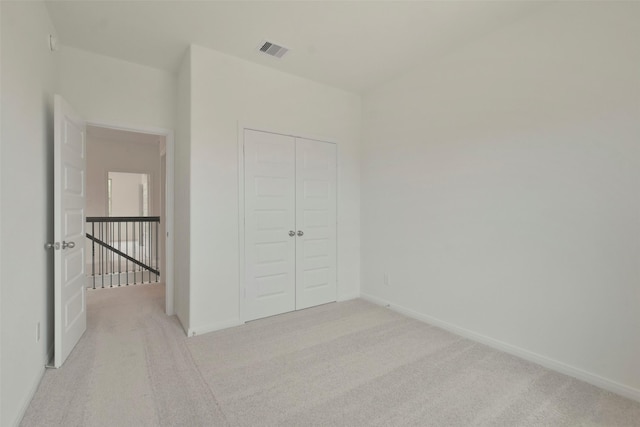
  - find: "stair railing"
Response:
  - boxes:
[86,216,160,289]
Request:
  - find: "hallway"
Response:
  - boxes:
[21,285,225,426]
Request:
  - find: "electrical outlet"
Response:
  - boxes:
[36,322,41,342]
[384,273,391,286]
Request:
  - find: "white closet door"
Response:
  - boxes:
[295,138,337,310]
[244,130,296,321]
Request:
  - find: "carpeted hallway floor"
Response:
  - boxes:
[21,284,640,426]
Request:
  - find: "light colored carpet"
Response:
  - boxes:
[21,284,227,427]
[21,284,640,426]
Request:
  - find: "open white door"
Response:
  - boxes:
[53,95,87,368]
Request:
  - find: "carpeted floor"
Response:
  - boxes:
[21,284,640,426]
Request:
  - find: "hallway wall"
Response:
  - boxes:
[86,134,162,218]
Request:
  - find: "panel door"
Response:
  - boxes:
[54,95,87,367]
[244,130,296,321]
[295,138,337,310]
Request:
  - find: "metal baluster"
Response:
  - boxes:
[144,220,147,283]
[143,220,146,283]
[106,221,109,287]
[147,221,151,283]
[133,221,137,285]
[92,221,96,289]
[97,222,100,288]
[155,220,159,283]
[109,221,112,287]
[100,222,107,288]
[104,221,107,288]
[100,222,104,288]
[125,221,129,286]
[118,221,121,287]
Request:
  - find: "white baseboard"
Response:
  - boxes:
[188,319,244,337]
[337,292,360,302]
[11,364,45,427]
[47,344,54,366]
[360,293,640,403]
[175,313,189,336]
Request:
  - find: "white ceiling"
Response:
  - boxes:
[45,1,548,94]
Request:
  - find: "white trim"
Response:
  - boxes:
[47,344,54,366]
[241,123,338,146]
[237,123,246,323]
[0,6,3,422]
[187,319,243,337]
[360,293,640,403]
[337,293,360,302]
[10,365,45,427]
[164,132,175,316]
[86,120,175,316]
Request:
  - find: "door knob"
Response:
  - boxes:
[45,242,60,250]
[297,230,304,237]
[289,230,295,237]
[62,241,75,249]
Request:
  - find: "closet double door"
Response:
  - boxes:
[244,129,337,322]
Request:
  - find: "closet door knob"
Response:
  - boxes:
[289,230,295,237]
[297,230,304,237]
[62,241,76,249]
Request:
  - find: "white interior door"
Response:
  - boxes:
[295,138,337,309]
[244,130,296,321]
[53,95,87,368]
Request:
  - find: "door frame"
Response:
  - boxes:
[237,124,337,323]
[88,120,175,316]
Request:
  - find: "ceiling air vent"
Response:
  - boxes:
[257,40,289,59]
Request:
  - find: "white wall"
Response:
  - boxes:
[187,45,361,334]
[361,2,640,400]
[0,2,57,425]
[108,173,148,216]
[0,2,4,423]
[0,2,3,423]
[174,49,191,331]
[55,45,176,130]
[86,136,161,217]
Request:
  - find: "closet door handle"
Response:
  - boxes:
[297,230,304,237]
[62,241,76,249]
[289,230,295,237]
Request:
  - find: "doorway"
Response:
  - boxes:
[85,123,174,315]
